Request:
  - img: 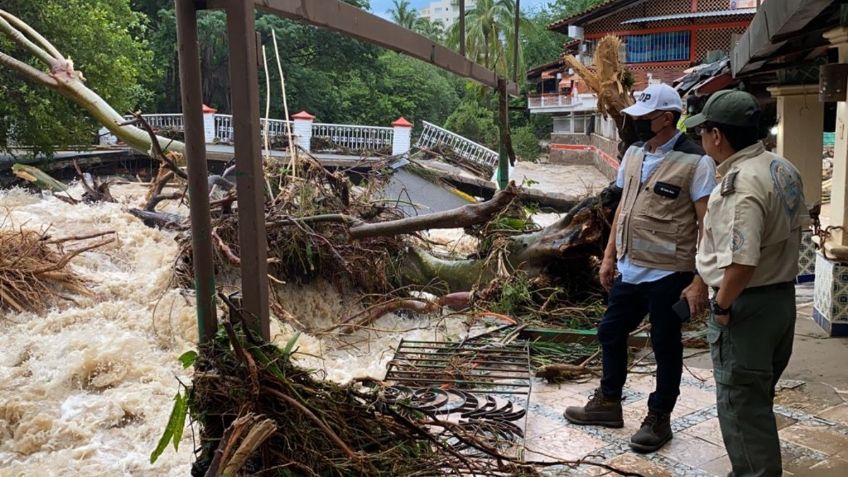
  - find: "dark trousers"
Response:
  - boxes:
[598,272,693,413]
[709,282,795,477]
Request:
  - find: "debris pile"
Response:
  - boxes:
[0,227,113,312]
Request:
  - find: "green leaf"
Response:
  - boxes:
[171,392,187,450]
[282,332,301,358]
[178,350,198,369]
[150,391,189,464]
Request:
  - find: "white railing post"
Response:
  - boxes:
[292,110,315,152]
[391,117,412,156]
[98,126,118,146]
[202,104,217,143]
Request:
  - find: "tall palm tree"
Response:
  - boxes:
[447,0,529,78]
[389,0,419,30]
[415,18,446,42]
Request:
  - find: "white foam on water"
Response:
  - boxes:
[0,186,196,476]
[0,185,487,476]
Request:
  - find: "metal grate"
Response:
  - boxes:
[384,339,532,461]
[385,340,531,394]
[625,31,691,63]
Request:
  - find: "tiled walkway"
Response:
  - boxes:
[522,368,848,476]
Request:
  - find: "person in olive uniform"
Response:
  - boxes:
[563,84,716,453]
[685,90,807,477]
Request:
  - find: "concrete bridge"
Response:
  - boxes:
[99,109,500,175]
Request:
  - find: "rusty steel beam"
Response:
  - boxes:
[175,0,218,344]
[226,1,271,340]
[253,0,519,95]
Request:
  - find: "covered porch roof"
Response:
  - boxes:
[548,0,642,32]
[731,0,842,78]
[621,9,756,25]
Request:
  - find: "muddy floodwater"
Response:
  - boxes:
[0,184,479,476]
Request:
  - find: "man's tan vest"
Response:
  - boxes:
[615,136,703,271]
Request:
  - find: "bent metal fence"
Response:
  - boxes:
[415,121,498,170]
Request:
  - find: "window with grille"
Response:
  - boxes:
[625,31,691,63]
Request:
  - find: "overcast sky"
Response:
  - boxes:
[369,0,553,19]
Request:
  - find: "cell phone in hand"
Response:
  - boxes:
[672,298,690,322]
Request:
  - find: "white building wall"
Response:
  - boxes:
[418,0,477,28]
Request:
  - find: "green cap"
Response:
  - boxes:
[683,90,760,129]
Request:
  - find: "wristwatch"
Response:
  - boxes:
[709,299,731,315]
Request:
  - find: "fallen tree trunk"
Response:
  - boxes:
[11,163,68,192]
[398,189,618,292]
[349,183,517,239]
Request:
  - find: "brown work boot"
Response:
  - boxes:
[563,389,623,428]
[629,409,672,453]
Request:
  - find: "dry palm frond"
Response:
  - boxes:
[564,35,634,126]
[0,228,113,313]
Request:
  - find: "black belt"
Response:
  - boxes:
[711,281,794,295]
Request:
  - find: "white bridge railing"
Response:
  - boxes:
[415,121,498,167]
[213,115,294,144]
[126,113,393,152]
[311,122,393,151]
[131,113,184,131]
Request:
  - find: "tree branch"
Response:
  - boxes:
[348,182,517,239]
[0,13,54,66]
[0,50,58,87]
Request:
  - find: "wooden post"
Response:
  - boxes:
[226,1,271,340]
[497,78,510,190]
[175,0,218,344]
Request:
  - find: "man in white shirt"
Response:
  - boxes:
[563,84,717,453]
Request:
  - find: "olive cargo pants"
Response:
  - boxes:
[707,282,795,477]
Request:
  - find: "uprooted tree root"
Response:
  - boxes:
[0,228,113,313]
[184,299,644,477]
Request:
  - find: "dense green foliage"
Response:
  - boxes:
[444,99,498,148]
[512,125,542,161]
[0,0,606,157]
[0,0,153,154]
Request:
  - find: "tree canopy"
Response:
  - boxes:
[0,0,603,158]
[0,0,153,154]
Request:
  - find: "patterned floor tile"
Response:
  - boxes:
[680,417,724,447]
[524,358,845,476]
[525,425,608,462]
[657,434,727,467]
[603,454,674,477]
[698,454,732,477]
[817,403,848,427]
[779,423,848,456]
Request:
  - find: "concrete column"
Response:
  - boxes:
[812,27,848,336]
[292,110,314,152]
[202,104,217,143]
[767,85,824,209]
[391,117,413,156]
[824,27,848,256]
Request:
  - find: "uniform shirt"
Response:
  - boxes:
[697,142,806,288]
[615,132,718,284]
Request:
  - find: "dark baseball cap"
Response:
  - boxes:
[683,90,760,128]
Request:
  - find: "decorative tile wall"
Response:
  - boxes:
[797,230,816,283]
[813,251,848,336]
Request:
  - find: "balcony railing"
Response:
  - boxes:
[528,94,578,109]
